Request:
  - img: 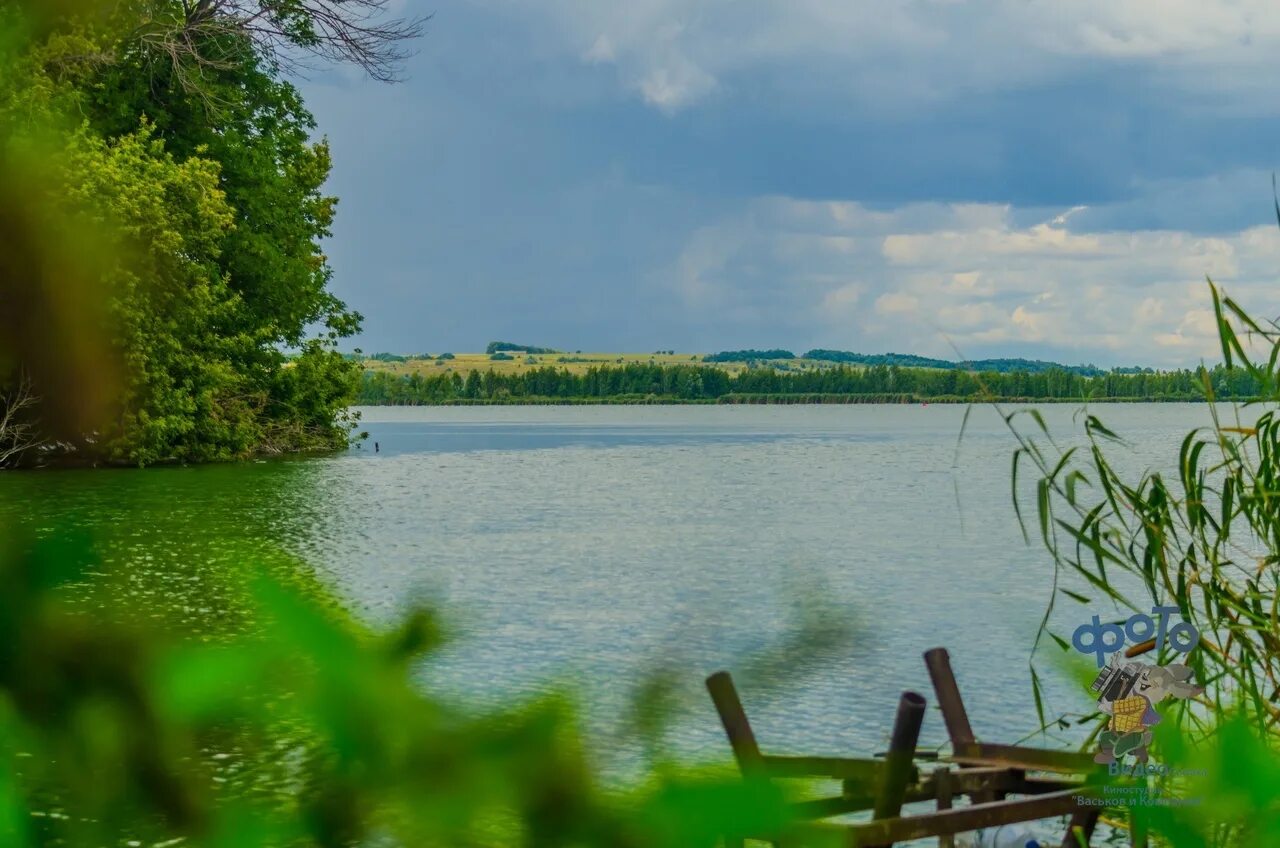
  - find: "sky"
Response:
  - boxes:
[302,0,1280,368]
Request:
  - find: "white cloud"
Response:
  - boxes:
[1154,309,1220,349]
[583,35,615,63]
[512,0,1280,114]
[636,61,717,112]
[307,1,1280,356]
[875,292,920,314]
[822,283,863,311]
[667,196,1280,365]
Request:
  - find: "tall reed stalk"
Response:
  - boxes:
[1010,284,1280,743]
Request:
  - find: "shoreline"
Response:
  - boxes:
[355,394,1232,407]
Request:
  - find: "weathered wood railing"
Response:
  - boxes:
[704,647,1138,847]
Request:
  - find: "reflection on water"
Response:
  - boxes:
[0,404,1228,780]
[0,460,333,639]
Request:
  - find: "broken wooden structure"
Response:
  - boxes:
[705,646,1138,847]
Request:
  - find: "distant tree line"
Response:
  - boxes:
[486,342,560,354]
[365,352,414,362]
[800,350,1107,376]
[348,352,455,363]
[357,362,1257,404]
[703,349,796,362]
[698,348,1108,374]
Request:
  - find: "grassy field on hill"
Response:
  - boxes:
[361,352,853,378]
[356,352,1237,406]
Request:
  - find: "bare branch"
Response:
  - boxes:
[0,373,43,469]
[138,0,427,87]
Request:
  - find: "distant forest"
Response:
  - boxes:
[800,350,1111,376]
[359,348,1129,375]
[703,349,797,362]
[486,341,560,354]
[699,348,1117,375]
[357,362,1256,405]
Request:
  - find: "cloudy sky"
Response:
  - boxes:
[303,0,1280,367]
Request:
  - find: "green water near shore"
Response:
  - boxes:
[0,403,1231,771]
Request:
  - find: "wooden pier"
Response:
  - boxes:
[705,647,1146,847]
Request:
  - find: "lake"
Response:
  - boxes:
[0,403,1228,781]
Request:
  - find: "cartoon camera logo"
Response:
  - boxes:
[1072,607,1204,766]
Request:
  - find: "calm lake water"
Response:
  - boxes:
[0,403,1235,783]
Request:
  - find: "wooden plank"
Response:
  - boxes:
[844,787,1104,845]
[789,772,1061,826]
[932,769,1083,798]
[839,768,1083,811]
[762,755,894,782]
[786,779,1096,838]
[949,742,1099,775]
[840,781,950,813]
[789,795,879,819]
[1015,775,1085,795]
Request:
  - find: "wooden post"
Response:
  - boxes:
[1127,803,1149,848]
[1131,810,1149,848]
[1060,808,1100,848]
[706,671,766,777]
[867,690,926,848]
[934,767,955,848]
[924,646,1003,806]
[706,671,764,848]
[923,648,976,750]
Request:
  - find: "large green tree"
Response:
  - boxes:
[0,0,420,464]
[87,12,367,459]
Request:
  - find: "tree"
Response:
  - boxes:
[57,123,249,464]
[88,25,359,347]
[463,370,481,399]
[126,0,427,87]
[0,373,39,468]
[0,1,393,463]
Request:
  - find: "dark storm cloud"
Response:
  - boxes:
[301,1,1280,365]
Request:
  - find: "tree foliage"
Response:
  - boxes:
[0,523,803,848]
[703,349,795,362]
[804,349,1108,376]
[486,341,559,354]
[0,0,374,465]
[356,361,1246,405]
[145,0,426,84]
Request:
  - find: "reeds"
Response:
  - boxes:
[1004,284,1280,842]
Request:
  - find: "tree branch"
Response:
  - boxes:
[148,0,428,85]
[0,373,43,468]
